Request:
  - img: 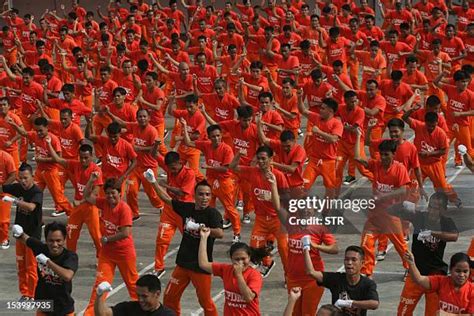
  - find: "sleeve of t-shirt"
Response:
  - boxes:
[172,109,188,118]
[428,275,444,292]
[211,262,226,277]
[321,231,336,245]
[112,302,132,315]
[30,188,43,206]
[208,208,223,229]
[320,271,338,287]
[96,197,107,210]
[3,153,16,174]
[222,145,234,165]
[367,159,377,173]
[118,203,133,227]
[247,268,263,298]
[26,236,46,255]
[272,111,284,126]
[62,251,79,273]
[364,278,379,301]
[276,171,289,190]
[398,164,411,186]
[331,120,344,138]
[171,199,190,218]
[441,216,458,233]
[125,142,138,160]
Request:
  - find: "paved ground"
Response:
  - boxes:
[0,114,472,316]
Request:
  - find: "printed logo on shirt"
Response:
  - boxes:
[253,188,272,201]
[449,99,464,112]
[60,137,73,148]
[0,127,9,136]
[102,219,118,236]
[443,47,457,54]
[38,261,62,286]
[439,300,466,313]
[375,181,394,193]
[288,237,304,254]
[20,93,35,104]
[105,154,123,168]
[134,138,147,146]
[207,159,221,167]
[224,290,249,309]
[385,95,400,107]
[421,141,436,153]
[215,108,229,119]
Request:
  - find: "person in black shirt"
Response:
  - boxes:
[0,162,43,300]
[304,245,379,316]
[12,221,78,315]
[145,172,223,316]
[388,192,459,315]
[95,274,176,316]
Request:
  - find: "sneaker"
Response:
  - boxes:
[259,260,276,278]
[343,176,356,185]
[51,211,66,217]
[403,269,409,282]
[232,234,241,243]
[455,163,463,169]
[236,200,244,211]
[376,251,387,261]
[159,173,167,178]
[133,216,141,222]
[222,219,232,229]
[164,129,170,140]
[151,269,166,278]
[1,240,9,250]
[18,296,30,302]
[266,241,275,253]
[242,214,251,224]
[454,198,463,208]
[404,235,410,243]
[304,158,309,165]
[297,129,303,137]
[157,207,164,214]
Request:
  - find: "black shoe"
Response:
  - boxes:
[164,129,170,140]
[232,234,241,244]
[259,261,276,278]
[222,219,232,229]
[151,269,166,278]
[343,176,356,185]
[133,216,141,222]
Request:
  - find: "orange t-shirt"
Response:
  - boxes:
[429,276,474,314]
[126,123,159,169]
[220,120,259,166]
[239,166,289,217]
[271,86,300,130]
[417,50,451,82]
[261,110,284,140]
[112,70,141,102]
[0,150,16,184]
[269,140,306,188]
[49,99,91,125]
[27,131,61,171]
[372,139,419,171]
[242,74,269,110]
[379,41,412,70]
[17,78,44,115]
[303,81,334,112]
[337,105,365,144]
[367,159,410,200]
[167,72,193,108]
[442,84,474,126]
[96,198,135,260]
[379,80,414,115]
[306,113,344,160]
[357,90,386,128]
[48,121,83,160]
[140,85,165,126]
[0,112,22,154]
[109,103,137,142]
[411,108,449,133]
[273,54,300,84]
[195,141,234,180]
[66,160,103,201]
[95,79,119,106]
[325,37,351,64]
[190,65,218,94]
[157,157,196,202]
[409,118,449,164]
[201,93,240,122]
[98,135,137,179]
[401,69,428,88]
[440,36,465,67]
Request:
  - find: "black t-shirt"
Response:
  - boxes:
[408,213,457,275]
[112,302,176,316]
[3,183,43,239]
[319,272,379,316]
[171,200,223,273]
[27,237,78,316]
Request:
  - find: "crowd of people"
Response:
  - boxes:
[0,0,473,314]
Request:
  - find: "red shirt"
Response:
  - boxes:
[379,80,414,115]
[140,85,165,126]
[261,110,284,140]
[409,118,449,165]
[337,105,365,144]
[0,150,15,184]
[157,157,195,202]
[98,136,137,179]
[48,121,83,159]
[239,166,289,217]
[307,113,344,160]
[17,78,44,115]
[220,120,259,166]
[303,81,334,112]
[429,276,474,313]
[190,65,218,94]
[212,263,262,316]
[126,123,158,169]
[0,113,22,154]
[269,140,306,188]
[195,141,234,180]
[27,131,61,171]
[66,160,103,201]
[442,85,474,126]
[201,93,239,122]
[357,90,386,128]
[96,198,135,260]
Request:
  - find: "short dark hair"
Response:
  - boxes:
[345,245,365,259]
[425,111,439,123]
[322,98,338,113]
[60,108,73,116]
[280,130,295,142]
[207,124,221,135]
[390,70,403,81]
[164,151,180,165]
[426,95,441,108]
[185,94,199,104]
[195,179,211,192]
[258,91,273,102]
[237,106,253,119]
[137,274,161,292]
[34,117,48,127]
[387,118,405,130]
[104,178,121,192]
[44,221,67,240]
[107,122,122,135]
[19,162,33,174]
[378,139,398,153]
[256,145,273,157]
[79,144,93,154]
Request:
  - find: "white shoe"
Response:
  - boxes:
[51,211,66,217]
[1,240,9,250]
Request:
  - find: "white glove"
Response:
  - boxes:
[301,235,311,251]
[2,195,17,205]
[143,169,156,183]
[36,253,49,265]
[458,144,467,156]
[335,299,353,308]
[185,221,202,232]
[417,230,432,242]
[12,224,23,238]
[97,281,113,295]
[403,201,416,213]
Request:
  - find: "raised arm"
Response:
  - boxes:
[198,227,213,273]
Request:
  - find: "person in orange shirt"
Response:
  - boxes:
[352,40,387,92]
[400,55,429,93]
[168,93,206,182]
[379,70,415,124]
[319,27,353,74]
[245,91,284,141]
[83,176,139,316]
[402,107,461,206]
[440,24,466,72]
[267,77,300,137]
[212,42,250,96]
[85,121,138,197]
[380,30,413,71]
[354,136,410,277]
[298,94,343,199]
[137,71,167,155]
[239,61,270,111]
[118,109,165,219]
[44,84,92,126]
[230,145,290,279]
[189,53,218,95]
[334,90,373,196]
[9,116,73,216]
[0,149,16,249]
[109,59,142,104]
[182,122,241,242]
[265,44,300,85]
[293,40,321,86]
[435,70,474,168]
[202,105,260,224]
[0,96,23,167]
[45,141,103,258]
